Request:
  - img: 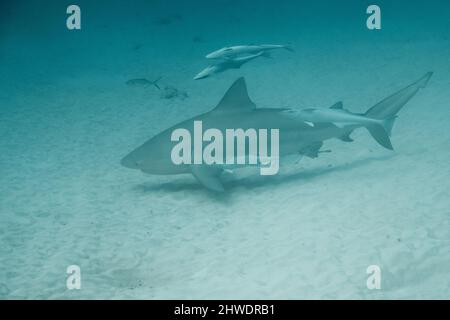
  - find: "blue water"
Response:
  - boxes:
[1,0,449,299]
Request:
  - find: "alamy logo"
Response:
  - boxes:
[66,265,81,290]
[366,5,381,30]
[66,5,81,30]
[171,121,280,175]
[366,265,381,290]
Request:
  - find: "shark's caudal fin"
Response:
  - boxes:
[365,122,394,150]
[363,72,433,150]
[364,116,397,150]
[151,76,162,90]
[382,116,397,136]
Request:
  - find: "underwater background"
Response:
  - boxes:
[1,0,449,299]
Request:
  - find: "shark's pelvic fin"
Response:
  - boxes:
[299,141,324,158]
[190,166,224,192]
[213,77,256,113]
[330,101,344,110]
[339,132,354,142]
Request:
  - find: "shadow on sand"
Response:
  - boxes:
[133,153,396,197]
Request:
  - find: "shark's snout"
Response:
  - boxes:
[194,72,208,80]
[194,66,215,80]
[205,51,225,59]
[120,154,141,169]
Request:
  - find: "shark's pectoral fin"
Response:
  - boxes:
[190,166,225,192]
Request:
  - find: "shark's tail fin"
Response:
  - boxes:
[365,116,397,150]
[152,76,162,90]
[382,116,397,136]
[363,72,433,150]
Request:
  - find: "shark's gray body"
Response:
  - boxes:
[121,72,432,191]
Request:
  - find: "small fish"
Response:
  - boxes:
[160,86,188,100]
[126,77,162,90]
[192,36,205,43]
[154,14,183,26]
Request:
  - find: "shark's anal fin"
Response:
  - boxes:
[190,166,225,192]
[299,141,324,158]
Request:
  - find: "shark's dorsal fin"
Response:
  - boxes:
[330,101,343,110]
[213,78,256,113]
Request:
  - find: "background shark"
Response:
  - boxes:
[206,44,294,60]
[194,51,267,80]
[121,72,432,192]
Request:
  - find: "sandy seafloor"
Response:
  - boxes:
[1,0,449,299]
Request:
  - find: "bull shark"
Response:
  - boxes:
[206,44,293,60]
[121,72,432,192]
[194,51,267,80]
